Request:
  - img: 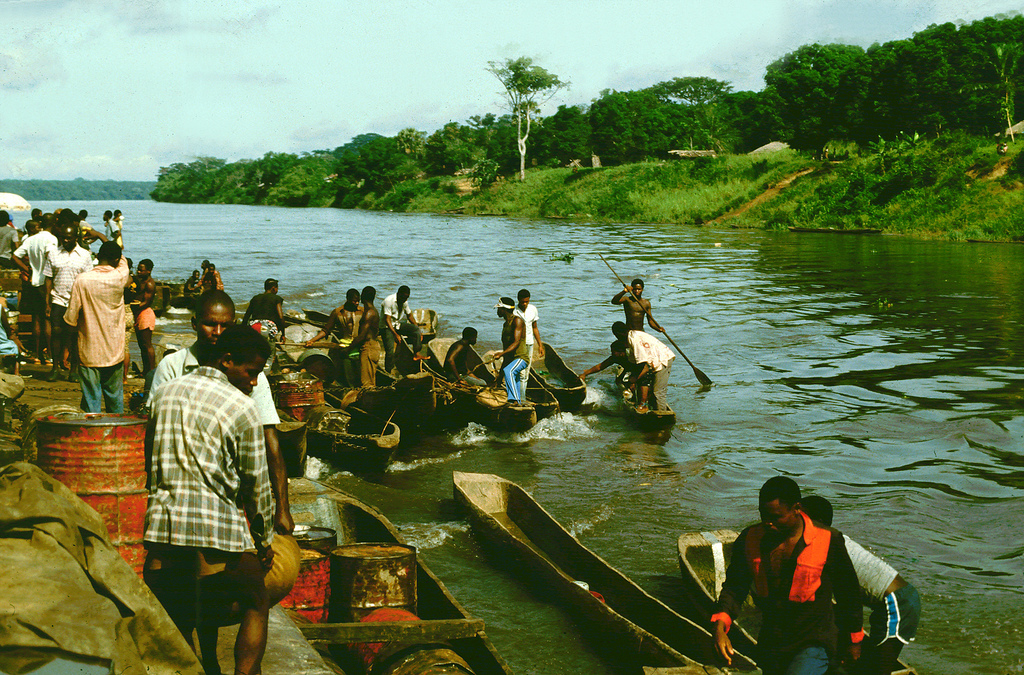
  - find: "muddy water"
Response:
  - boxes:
[24,201,1024,674]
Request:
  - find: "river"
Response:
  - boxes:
[19,201,1024,674]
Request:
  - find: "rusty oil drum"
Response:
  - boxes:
[329,543,417,622]
[352,607,475,675]
[280,548,332,622]
[34,413,148,575]
[293,524,338,554]
[274,372,324,421]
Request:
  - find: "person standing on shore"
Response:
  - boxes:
[800,495,921,675]
[149,289,292,534]
[63,241,131,412]
[0,210,20,270]
[76,210,107,250]
[513,289,544,396]
[712,476,863,675]
[132,259,157,385]
[242,278,285,342]
[612,278,674,412]
[493,297,529,405]
[43,223,93,382]
[344,286,381,387]
[143,324,275,675]
[14,212,59,365]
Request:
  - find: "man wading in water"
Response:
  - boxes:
[612,278,675,412]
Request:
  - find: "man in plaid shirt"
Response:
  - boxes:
[143,324,275,675]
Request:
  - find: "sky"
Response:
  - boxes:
[1,0,1021,181]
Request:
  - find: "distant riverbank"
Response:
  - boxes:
[366,134,1024,242]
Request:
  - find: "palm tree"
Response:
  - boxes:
[990,43,1023,142]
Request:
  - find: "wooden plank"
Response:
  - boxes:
[299,618,485,644]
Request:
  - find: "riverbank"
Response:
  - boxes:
[361,134,1024,242]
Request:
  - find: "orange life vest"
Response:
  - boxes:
[745,512,831,603]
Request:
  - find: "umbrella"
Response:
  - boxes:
[0,193,31,211]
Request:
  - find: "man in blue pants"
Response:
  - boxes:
[492,297,529,404]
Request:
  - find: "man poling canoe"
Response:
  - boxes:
[600,254,712,388]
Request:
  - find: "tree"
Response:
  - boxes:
[650,76,735,152]
[487,57,567,180]
[987,43,1024,140]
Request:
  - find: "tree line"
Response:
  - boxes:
[151,13,1024,208]
[1,179,157,201]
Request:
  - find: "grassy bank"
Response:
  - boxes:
[360,133,1024,242]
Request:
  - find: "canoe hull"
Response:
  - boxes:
[304,405,399,473]
[288,478,512,675]
[454,472,754,672]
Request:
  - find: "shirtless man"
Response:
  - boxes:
[132,259,157,383]
[345,286,381,387]
[305,288,362,386]
[612,278,674,412]
[444,327,484,385]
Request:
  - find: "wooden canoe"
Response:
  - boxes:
[677,530,917,675]
[620,386,676,430]
[304,404,400,473]
[324,369,440,436]
[287,478,513,675]
[426,338,543,432]
[410,307,439,343]
[454,472,756,672]
[529,342,587,412]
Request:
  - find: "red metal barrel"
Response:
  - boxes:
[352,607,475,675]
[279,548,331,622]
[274,373,324,421]
[329,543,417,623]
[34,413,148,575]
[293,524,337,554]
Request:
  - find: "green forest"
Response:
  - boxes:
[1,179,157,201]
[151,14,1024,239]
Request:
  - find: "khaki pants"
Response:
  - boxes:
[360,339,381,387]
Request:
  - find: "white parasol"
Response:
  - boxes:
[0,193,31,211]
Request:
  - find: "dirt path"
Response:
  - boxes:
[713,168,815,224]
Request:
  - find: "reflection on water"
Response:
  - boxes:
[22,202,1024,674]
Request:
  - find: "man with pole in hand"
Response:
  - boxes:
[612,278,675,412]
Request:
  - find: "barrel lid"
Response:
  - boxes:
[293,525,337,545]
[332,542,416,559]
[40,412,148,427]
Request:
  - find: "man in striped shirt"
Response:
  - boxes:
[144,324,275,675]
[64,241,131,412]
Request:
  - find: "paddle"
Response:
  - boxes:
[599,254,713,387]
[277,340,341,349]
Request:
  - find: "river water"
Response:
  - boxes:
[21,201,1024,674]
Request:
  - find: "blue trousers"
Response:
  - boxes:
[761,645,829,675]
[79,364,124,413]
[502,358,528,404]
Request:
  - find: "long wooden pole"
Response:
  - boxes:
[599,254,712,387]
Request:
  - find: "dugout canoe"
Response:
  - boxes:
[529,342,587,412]
[620,385,676,430]
[453,472,756,672]
[410,307,439,343]
[304,404,400,473]
[324,369,440,435]
[676,531,917,675]
[426,338,541,432]
[287,477,514,675]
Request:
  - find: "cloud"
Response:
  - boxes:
[0,40,67,91]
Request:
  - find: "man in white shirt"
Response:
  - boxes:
[513,288,544,396]
[14,213,59,365]
[379,285,423,372]
[43,223,93,381]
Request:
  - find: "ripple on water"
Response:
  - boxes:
[388,449,467,473]
[398,521,469,550]
[566,503,614,538]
